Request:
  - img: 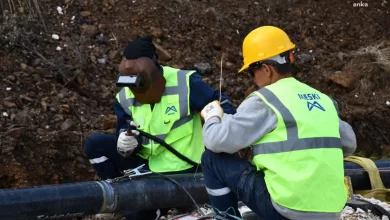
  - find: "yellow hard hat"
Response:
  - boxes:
[238,26,296,73]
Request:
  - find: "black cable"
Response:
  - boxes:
[144,171,205,216]
[135,129,199,167]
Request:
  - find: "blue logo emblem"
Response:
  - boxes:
[307,101,325,111]
[165,106,177,115]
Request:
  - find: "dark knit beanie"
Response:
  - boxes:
[123,36,156,60]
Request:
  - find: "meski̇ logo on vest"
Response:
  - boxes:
[298,93,325,111]
[165,106,177,115]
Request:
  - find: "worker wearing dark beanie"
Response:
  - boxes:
[84,35,236,220]
[123,36,158,62]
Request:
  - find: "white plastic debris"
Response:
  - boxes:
[2,112,8,117]
[356,208,365,213]
[386,101,390,105]
[97,58,106,64]
[355,94,359,98]
[52,34,60,40]
[71,16,75,20]
[57,6,63,15]
[238,205,252,216]
[56,46,62,51]
[309,50,313,53]
[6,87,11,91]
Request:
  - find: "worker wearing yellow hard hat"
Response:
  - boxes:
[199,26,357,219]
[238,25,296,73]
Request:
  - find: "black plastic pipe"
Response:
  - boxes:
[0,173,208,220]
[344,160,390,190]
[0,161,390,220]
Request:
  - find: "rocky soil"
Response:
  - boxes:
[0,0,390,219]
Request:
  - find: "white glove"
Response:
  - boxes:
[117,121,140,157]
[201,100,224,122]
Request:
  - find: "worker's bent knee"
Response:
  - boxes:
[84,133,113,155]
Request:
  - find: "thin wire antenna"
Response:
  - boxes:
[219,54,224,102]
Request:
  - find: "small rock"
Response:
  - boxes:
[37,128,45,135]
[96,34,106,43]
[238,4,248,14]
[14,110,31,124]
[108,50,119,60]
[296,72,303,78]
[80,24,98,37]
[3,101,16,108]
[77,164,87,169]
[60,119,75,131]
[20,63,27,70]
[303,37,316,49]
[80,11,91,16]
[225,62,234,70]
[101,91,112,99]
[41,100,47,112]
[7,75,16,81]
[57,93,65,100]
[205,7,218,21]
[289,8,302,17]
[5,127,25,138]
[31,58,41,66]
[2,146,14,154]
[328,72,356,88]
[298,53,312,63]
[151,27,164,38]
[56,6,63,15]
[154,43,172,61]
[76,156,85,163]
[52,34,60,40]
[18,7,24,13]
[194,62,212,75]
[337,52,348,61]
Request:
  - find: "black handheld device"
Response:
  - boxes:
[116,73,145,88]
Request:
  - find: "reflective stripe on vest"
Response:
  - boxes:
[252,88,341,157]
[118,70,193,144]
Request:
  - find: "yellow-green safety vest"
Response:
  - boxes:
[251,77,347,212]
[115,66,204,173]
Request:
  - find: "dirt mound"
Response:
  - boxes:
[312,43,390,157]
[0,0,389,190]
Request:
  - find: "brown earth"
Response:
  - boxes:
[0,0,390,196]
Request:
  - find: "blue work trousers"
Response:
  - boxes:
[201,149,289,220]
[84,133,198,220]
